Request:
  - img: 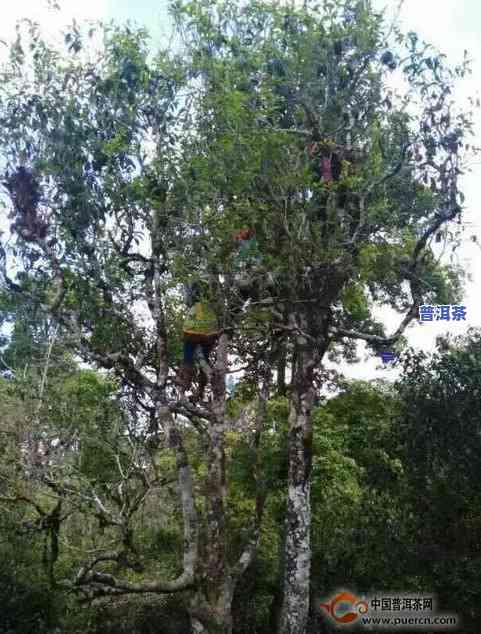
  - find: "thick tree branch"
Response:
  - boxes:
[78,569,195,595]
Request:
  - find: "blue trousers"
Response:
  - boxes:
[183,336,216,366]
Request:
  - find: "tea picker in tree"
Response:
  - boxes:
[231,227,278,310]
[232,228,261,304]
[177,280,221,398]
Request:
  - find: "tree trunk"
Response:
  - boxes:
[278,344,317,634]
[187,335,266,634]
[188,581,235,634]
[188,334,235,634]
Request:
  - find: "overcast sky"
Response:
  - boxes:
[0,0,479,380]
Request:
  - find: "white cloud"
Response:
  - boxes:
[1,0,107,39]
[0,0,109,65]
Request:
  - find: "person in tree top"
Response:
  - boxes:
[177,282,221,391]
[233,227,259,259]
[307,138,344,183]
[232,227,264,303]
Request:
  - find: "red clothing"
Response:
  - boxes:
[234,228,255,242]
[320,157,333,182]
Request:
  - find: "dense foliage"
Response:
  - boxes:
[2,333,481,632]
[0,0,478,632]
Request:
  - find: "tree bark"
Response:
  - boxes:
[187,335,268,634]
[187,334,235,634]
[278,343,317,634]
[189,580,235,634]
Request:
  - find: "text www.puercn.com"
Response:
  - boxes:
[361,615,457,627]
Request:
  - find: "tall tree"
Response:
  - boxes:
[168,2,474,631]
[0,14,269,633]
[0,1,476,632]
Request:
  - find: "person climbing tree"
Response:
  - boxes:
[232,227,264,305]
[177,281,221,397]
[307,139,344,183]
[307,138,363,238]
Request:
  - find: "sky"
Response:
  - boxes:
[0,0,479,380]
